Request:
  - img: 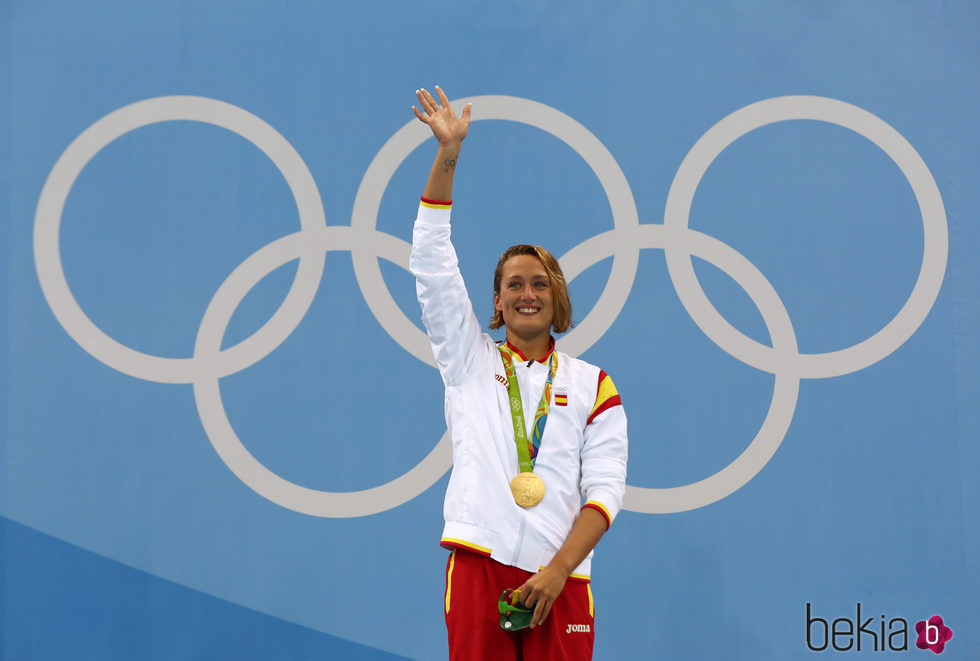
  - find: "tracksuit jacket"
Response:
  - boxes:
[411,199,629,580]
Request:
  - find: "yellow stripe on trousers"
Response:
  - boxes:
[445,549,456,614]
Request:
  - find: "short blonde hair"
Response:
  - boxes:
[489,245,573,334]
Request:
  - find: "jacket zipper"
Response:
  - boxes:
[512,510,527,567]
[511,358,534,567]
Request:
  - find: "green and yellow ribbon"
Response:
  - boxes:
[497,346,558,472]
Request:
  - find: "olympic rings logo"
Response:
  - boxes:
[33,94,947,516]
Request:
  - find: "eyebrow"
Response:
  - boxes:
[504,274,549,281]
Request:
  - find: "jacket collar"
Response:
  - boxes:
[500,337,555,364]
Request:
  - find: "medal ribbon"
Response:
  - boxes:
[498,346,558,472]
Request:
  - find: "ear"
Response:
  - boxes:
[493,291,503,312]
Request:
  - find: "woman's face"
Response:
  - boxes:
[493,254,554,339]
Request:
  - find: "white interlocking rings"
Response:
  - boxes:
[663,96,947,379]
[34,96,327,384]
[351,96,640,364]
[34,94,947,516]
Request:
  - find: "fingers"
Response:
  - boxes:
[531,598,553,628]
[435,85,451,110]
[413,86,470,142]
[514,581,554,628]
[522,588,552,628]
[416,88,436,115]
[415,86,461,117]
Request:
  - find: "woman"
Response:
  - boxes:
[410,86,628,661]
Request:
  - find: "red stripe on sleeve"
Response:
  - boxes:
[582,503,612,529]
[587,395,621,425]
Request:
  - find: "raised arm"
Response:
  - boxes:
[413,86,472,201]
[410,86,483,386]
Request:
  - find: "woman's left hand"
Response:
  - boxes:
[515,565,569,628]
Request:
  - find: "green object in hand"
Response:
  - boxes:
[498,589,533,631]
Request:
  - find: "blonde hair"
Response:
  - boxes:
[489,244,573,333]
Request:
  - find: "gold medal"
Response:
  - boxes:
[497,348,556,509]
[510,472,545,507]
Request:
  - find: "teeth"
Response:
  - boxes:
[517,307,539,313]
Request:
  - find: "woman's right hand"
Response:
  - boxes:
[413,86,471,147]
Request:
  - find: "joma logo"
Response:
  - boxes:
[566,624,591,633]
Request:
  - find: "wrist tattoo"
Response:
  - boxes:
[443,158,456,173]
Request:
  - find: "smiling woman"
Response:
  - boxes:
[409,85,629,661]
[490,247,571,357]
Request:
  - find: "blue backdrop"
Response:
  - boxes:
[2,1,978,659]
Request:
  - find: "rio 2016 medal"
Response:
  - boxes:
[510,472,545,507]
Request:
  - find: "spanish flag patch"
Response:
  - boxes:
[554,386,568,406]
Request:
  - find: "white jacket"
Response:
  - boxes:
[411,200,628,579]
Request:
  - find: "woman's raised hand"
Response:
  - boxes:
[413,86,471,146]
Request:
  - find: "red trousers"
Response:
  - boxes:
[444,548,595,660]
